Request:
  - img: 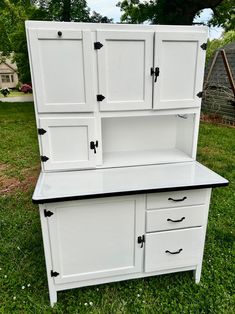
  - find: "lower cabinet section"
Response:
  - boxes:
[40,188,211,306]
[145,227,204,272]
[45,195,145,284]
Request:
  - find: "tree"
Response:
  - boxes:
[208,0,235,31]
[206,30,235,62]
[90,11,113,23]
[117,0,227,25]
[36,0,90,22]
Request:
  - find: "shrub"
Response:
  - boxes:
[20,84,32,93]
[0,88,10,97]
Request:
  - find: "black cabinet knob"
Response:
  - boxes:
[58,31,62,37]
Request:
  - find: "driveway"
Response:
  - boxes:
[0,95,34,102]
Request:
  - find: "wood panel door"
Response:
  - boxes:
[28,29,95,112]
[46,196,145,284]
[39,117,97,171]
[153,31,207,109]
[96,30,154,111]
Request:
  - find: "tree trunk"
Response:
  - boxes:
[62,0,71,22]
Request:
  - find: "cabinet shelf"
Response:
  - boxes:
[101,114,196,168]
[103,149,193,168]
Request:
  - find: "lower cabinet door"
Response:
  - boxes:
[145,227,204,272]
[47,196,145,284]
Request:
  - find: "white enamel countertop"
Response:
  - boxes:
[32,162,228,204]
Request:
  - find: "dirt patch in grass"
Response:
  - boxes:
[0,164,39,195]
[199,146,223,156]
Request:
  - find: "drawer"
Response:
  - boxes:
[147,189,207,209]
[145,227,204,272]
[146,205,205,232]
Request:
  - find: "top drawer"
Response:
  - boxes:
[147,189,207,209]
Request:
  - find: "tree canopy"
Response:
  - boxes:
[117,0,234,28]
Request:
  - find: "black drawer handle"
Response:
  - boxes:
[165,248,183,255]
[168,196,187,202]
[167,217,185,223]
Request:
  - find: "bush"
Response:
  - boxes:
[0,88,10,97]
[20,84,32,93]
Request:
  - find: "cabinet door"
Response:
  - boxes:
[153,31,207,109]
[97,30,153,111]
[28,29,95,112]
[47,196,145,284]
[39,117,97,171]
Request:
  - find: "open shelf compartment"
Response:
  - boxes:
[101,114,196,168]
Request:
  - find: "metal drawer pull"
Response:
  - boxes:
[165,248,183,255]
[168,196,187,202]
[167,217,185,223]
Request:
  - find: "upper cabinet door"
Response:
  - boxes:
[28,29,95,112]
[39,117,97,171]
[153,31,207,110]
[97,31,154,111]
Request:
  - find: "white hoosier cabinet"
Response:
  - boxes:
[26,21,228,306]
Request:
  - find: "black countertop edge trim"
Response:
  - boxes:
[32,182,229,204]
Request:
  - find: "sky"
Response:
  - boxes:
[87,1,223,40]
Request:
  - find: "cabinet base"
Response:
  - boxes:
[49,266,200,307]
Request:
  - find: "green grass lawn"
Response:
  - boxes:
[0,102,234,313]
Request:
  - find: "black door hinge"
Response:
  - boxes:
[137,235,145,248]
[44,209,54,217]
[90,141,98,154]
[151,67,160,82]
[38,128,47,135]
[41,156,49,162]
[197,91,203,98]
[200,43,207,50]
[94,42,103,50]
[51,270,59,277]
[97,94,105,102]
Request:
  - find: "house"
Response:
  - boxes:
[202,41,235,125]
[0,56,19,89]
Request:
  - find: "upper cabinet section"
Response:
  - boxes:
[96,31,154,111]
[153,31,207,110]
[26,23,207,113]
[28,29,95,113]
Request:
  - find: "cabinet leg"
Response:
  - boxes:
[49,287,57,307]
[194,265,202,284]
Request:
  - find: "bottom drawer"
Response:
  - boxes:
[145,227,204,273]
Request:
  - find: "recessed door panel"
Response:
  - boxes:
[39,117,97,170]
[28,29,95,112]
[153,31,207,109]
[47,196,145,284]
[97,30,153,111]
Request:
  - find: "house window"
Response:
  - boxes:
[1,74,11,83]
[11,75,14,82]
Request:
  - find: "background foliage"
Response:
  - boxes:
[0,0,112,83]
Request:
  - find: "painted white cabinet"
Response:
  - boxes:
[28,29,95,112]
[26,21,228,308]
[96,30,153,111]
[39,117,97,171]
[45,195,145,284]
[153,31,206,109]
